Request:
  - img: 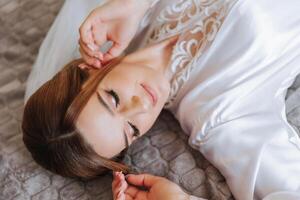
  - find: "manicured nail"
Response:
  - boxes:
[78,64,86,69]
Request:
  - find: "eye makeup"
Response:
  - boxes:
[128,121,140,137]
[101,90,141,138]
[105,90,120,107]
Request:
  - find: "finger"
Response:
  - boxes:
[79,47,102,68]
[92,22,108,48]
[78,62,94,71]
[113,178,124,200]
[114,182,123,199]
[79,19,95,47]
[112,177,120,189]
[117,192,125,200]
[112,172,122,191]
[78,63,91,70]
[112,177,120,191]
[124,185,148,199]
[113,172,127,199]
[124,185,140,198]
[79,39,103,60]
[116,177,128,197]
[79,17,100,51]
[125,174,163,188]
[103,42,126,62]
[124,193,134,200]
[115,172,127,192]
[112,171,120,186]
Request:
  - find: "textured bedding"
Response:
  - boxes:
[0,0,300,199]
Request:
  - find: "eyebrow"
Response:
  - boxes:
[96,91,129,148]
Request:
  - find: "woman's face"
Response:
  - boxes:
[76,38,176,158]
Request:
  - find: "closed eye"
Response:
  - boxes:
[128,121,140,137]
[105,89,119,107]
[105,89,140,138]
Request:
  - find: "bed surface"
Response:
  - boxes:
[1,0,300,199]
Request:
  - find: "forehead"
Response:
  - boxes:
[75,92,125,158]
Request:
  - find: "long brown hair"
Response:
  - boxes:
[22,56,133,178]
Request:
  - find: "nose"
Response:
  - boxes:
[120,95,151,117]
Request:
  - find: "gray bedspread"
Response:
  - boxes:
[0,0,299,199]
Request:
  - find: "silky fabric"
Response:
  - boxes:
[24,0,300,199]
[168,0,300,200]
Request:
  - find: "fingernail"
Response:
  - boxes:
[118,174,122,180]
[78,64,85,69]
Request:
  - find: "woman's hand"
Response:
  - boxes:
[112,171,128,200]
[79,0,150,68]
[112,173,190,200]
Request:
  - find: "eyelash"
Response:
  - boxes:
[105,89,140,137]
[106,90,119,107]
[128,121,140,137]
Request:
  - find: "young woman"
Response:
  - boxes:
[22,0,300,199]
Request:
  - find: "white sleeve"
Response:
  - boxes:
[175,0,300,199]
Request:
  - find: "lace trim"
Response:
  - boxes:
[145,0,238,109]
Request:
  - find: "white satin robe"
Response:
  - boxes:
[167,1,300,200]
[24,0,300,199]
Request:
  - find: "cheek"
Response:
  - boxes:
[137,109,162,134]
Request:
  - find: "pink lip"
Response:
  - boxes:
[141,83,158,106]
